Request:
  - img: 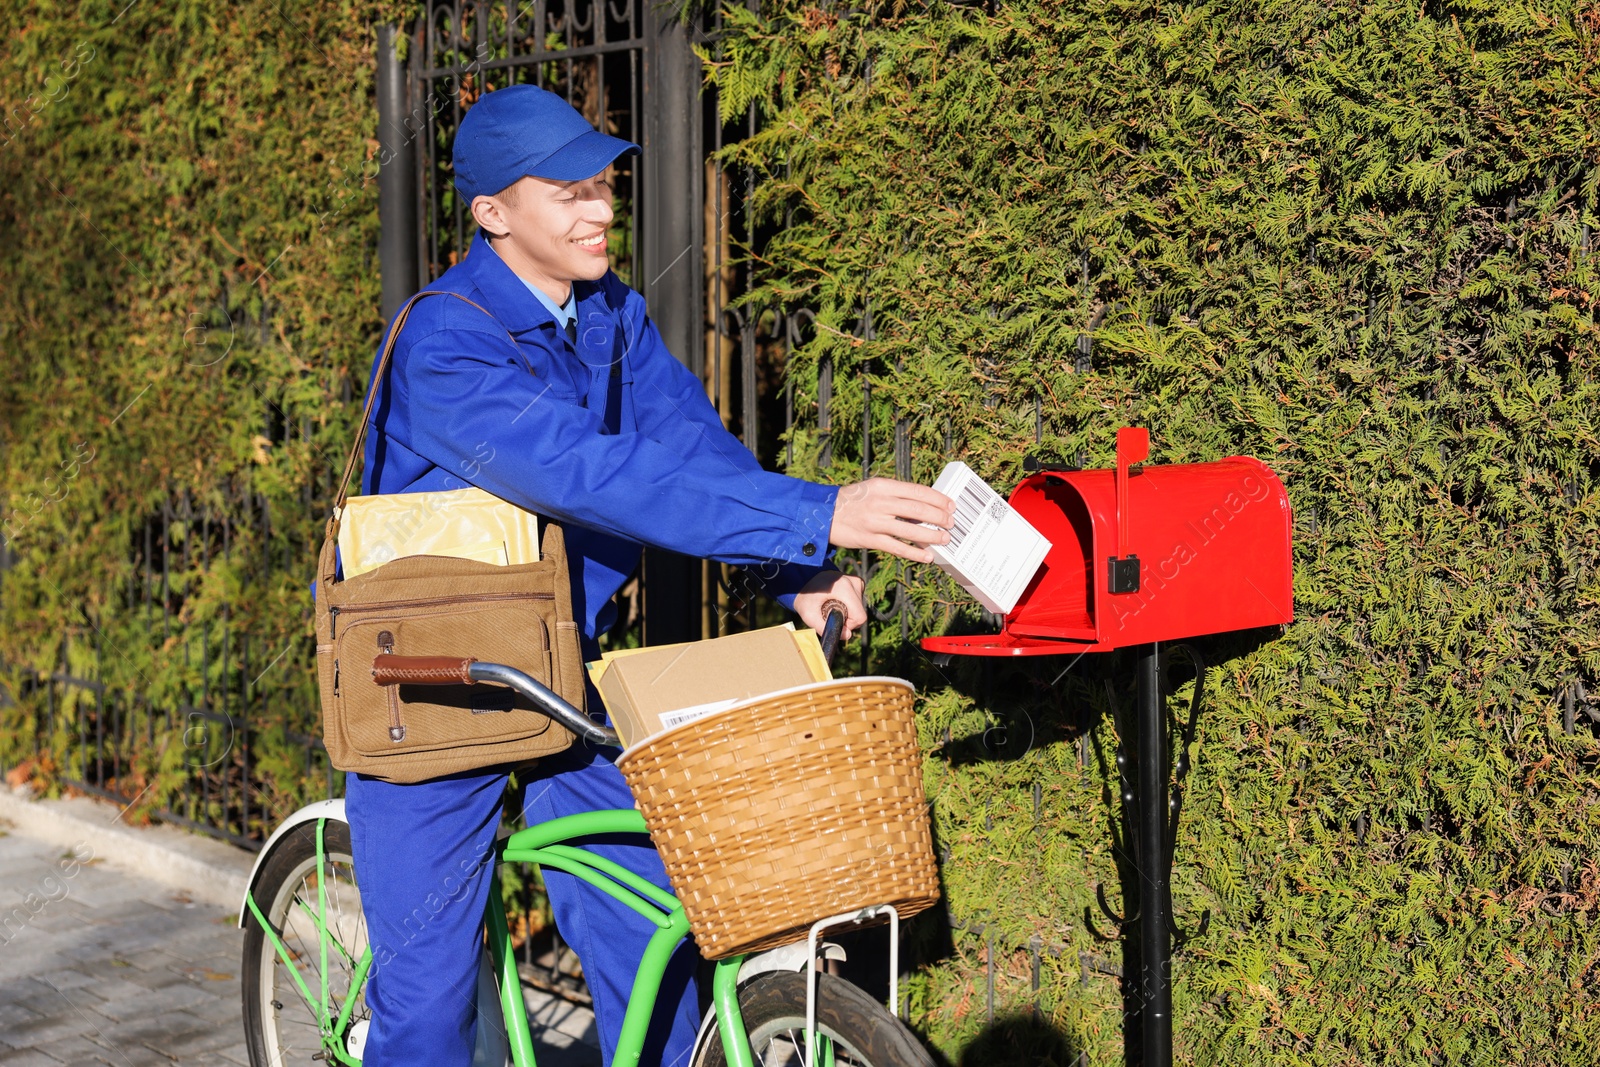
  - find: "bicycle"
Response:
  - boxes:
[237,608,935,1067]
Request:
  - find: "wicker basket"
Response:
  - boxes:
[616,677,941,959]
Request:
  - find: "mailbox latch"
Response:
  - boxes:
[1107,554,1141,594]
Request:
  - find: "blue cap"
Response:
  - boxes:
[453,85,640,200]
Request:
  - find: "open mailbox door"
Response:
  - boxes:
[923,429,1294,656]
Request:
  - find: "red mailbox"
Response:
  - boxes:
[922,428,1294,1067]
[923,428,1293,656]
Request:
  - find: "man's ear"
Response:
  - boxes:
[470,194,510,239]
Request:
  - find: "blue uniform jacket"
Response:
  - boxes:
[360,231,837,655]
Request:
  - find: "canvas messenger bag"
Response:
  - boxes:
[314,290,589,783]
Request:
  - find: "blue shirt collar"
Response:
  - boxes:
[516,268,576,326]
[464,231,578,331]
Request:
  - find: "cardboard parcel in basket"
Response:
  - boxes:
[587,623,831,748]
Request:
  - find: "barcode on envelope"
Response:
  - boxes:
[948,478,993,551]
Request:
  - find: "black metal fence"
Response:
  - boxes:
[0,469,341,851]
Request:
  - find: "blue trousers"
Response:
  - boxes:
[346,743,701,1066]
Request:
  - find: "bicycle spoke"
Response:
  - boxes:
[289,861,366,976]
[751,1026,854,1067]
[265,862,369,1058]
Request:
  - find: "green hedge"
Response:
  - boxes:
[0,0,407,826]
[705,0,1600,1062]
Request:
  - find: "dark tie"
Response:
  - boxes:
[564,317,577,348]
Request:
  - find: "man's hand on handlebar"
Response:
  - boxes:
[794,571,867,641]
[829,477,955,564]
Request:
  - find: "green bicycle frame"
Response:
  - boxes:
[246,812,760,1067]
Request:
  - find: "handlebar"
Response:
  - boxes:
[372,653,622,747]
[371,602,851,749]
[819,599,847,665]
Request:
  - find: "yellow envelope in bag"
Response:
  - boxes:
[336,487,540,579]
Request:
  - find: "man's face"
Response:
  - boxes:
[474,172,614,297]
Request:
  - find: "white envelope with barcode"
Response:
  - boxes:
[929,462,1052,616]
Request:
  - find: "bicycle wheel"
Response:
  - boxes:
[241,818,371,1067]
[698,971,934,1067]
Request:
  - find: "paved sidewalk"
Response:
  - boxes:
[0,824,249,1065]
[0,812,600,1066]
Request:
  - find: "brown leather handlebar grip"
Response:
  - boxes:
[372,654,477,687]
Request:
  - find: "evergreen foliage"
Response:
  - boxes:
[703,0,1600,1061]
[0,0,408,828]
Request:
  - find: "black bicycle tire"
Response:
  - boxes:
[240,818,364,1067]
[697,970,934,1067]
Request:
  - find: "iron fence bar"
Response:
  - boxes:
[378,24,422,325]
[638,0,704,646]
[451,0,467,274]
[242,632,252,840]
[594,27,607,161]
[93,638,105,786]
[161,497,171,642]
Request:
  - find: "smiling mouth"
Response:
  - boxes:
[575,234,606,247]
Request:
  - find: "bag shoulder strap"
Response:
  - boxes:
[328,290,514,530]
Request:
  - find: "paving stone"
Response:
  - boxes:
[0,979,84,1016]
[25,967,97,992]
[0,831,249,1065]
[52,942,126,968]
[135,890,208,911]
[98,925,193,956]
[0,1008,100,1048]
[529,994,602,1046]
[154,941,226,970]
[86,982,218,1023]
[92,1008,211,1049]
[145,1021,249,1059]
[178,953,243,979]
[135,964,221,997]
[0,939,60,980]
[62,882,137,910]
[25,902,96,933]
[177,957,240,983]
[110,944,186,972]
[30,1034,115,1065]
[30,973,148,1005]
[85,1042,174,1067]
[0,1049,67,1066]
[166,959,239,986]
[180,993,242,1026]
[0,1002,43,1028]
[59,898,160,925]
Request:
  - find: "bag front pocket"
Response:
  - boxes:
[332,595,563,758]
